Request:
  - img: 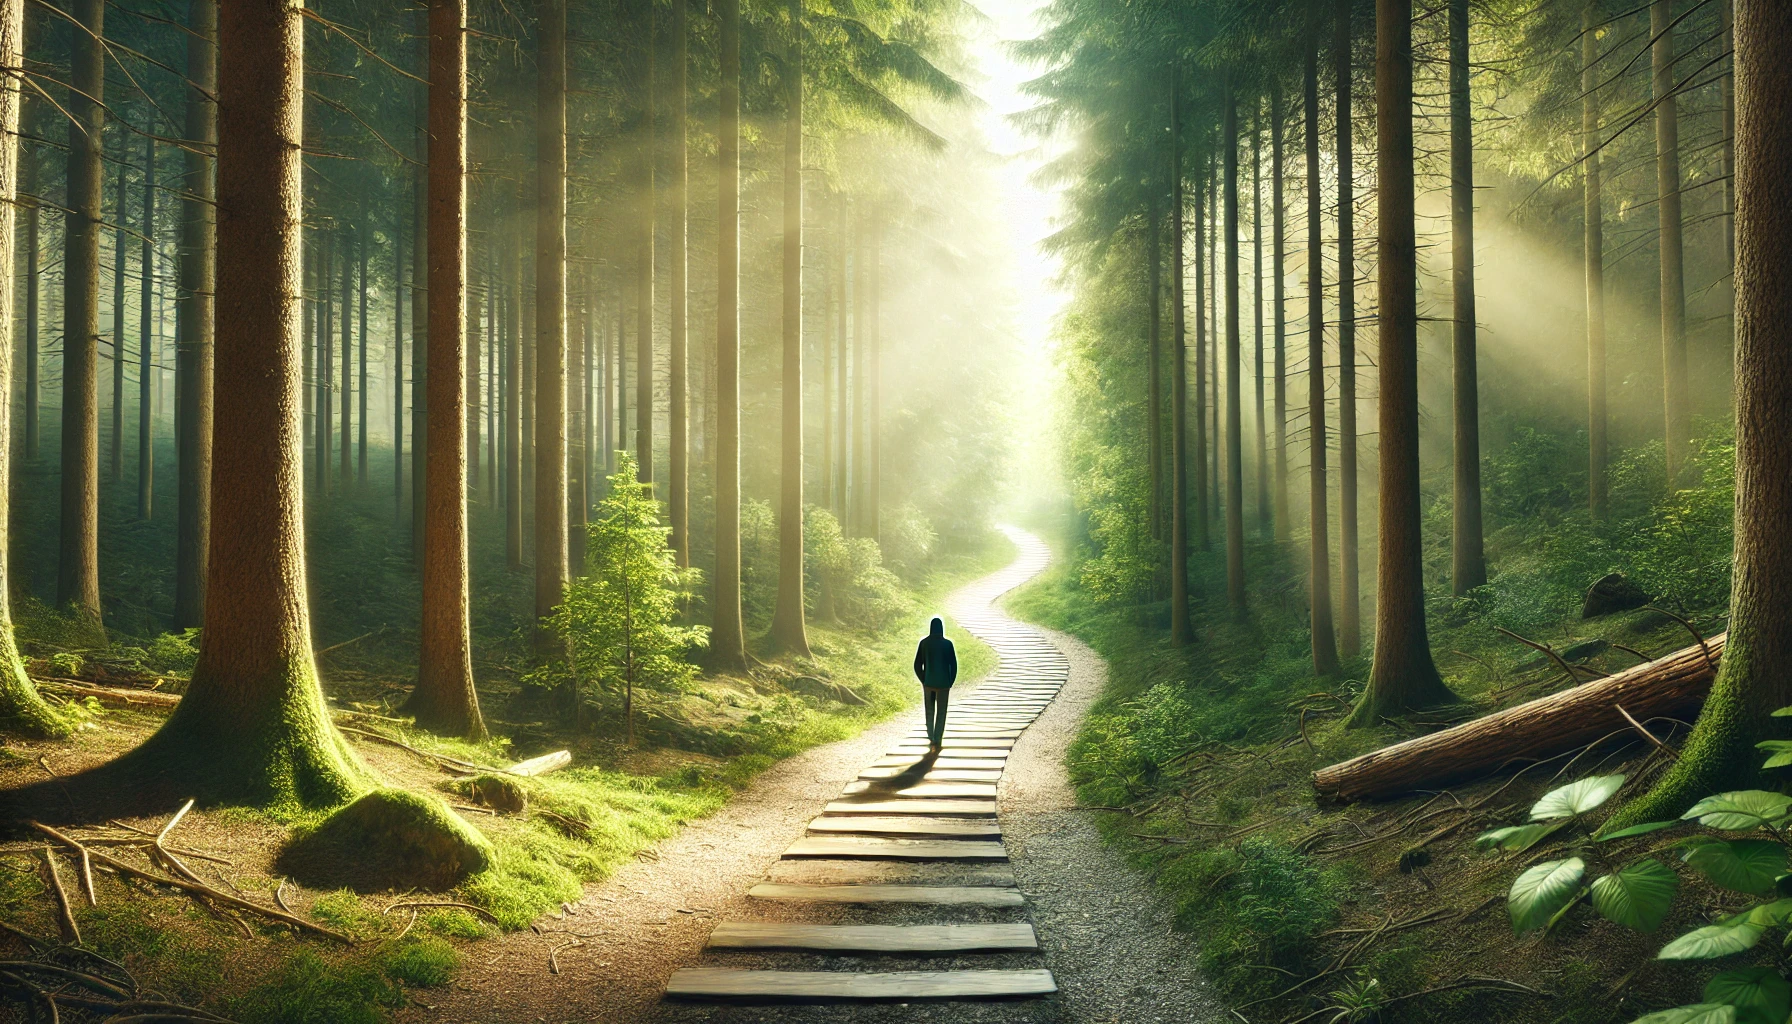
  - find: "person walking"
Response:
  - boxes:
[913,616,958,751]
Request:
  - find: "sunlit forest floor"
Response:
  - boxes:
[1006,426,1741,1024]
[0,433,1005,1019]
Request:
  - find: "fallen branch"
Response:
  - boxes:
[1314,635,1724,802]
[33,677,181,708]
[40,848,80,946]
[508,750,572,777]
[28,822,351,943]
[1615,704,1678,757]
[381,901,502,926]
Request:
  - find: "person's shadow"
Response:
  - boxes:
[838,748,939,802]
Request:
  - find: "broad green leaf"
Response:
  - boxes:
[1510,857,1586,935]
[1591,859,1680,932]
[1659,914,1767,960]
[1704,968,1791,1024]
[1476,822,1558,854]
[1757,740,1792,769]
[1601,819,1683,841]
[1531,774,1627,821]
[1629,1006,1734,1024]
[1683,840,1788,895]
[1771,705,1792,717]
[1745,899,1792,927]
[1683,791,1792,831]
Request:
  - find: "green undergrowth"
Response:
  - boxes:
[1007,426,1741,1022]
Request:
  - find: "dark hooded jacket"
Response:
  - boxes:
[913,617,958,689]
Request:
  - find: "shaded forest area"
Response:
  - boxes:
[1018,0,1792,1021]
[0,0,1027,1017]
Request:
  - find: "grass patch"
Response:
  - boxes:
[230,949,404,1024]
[378,935,459,987]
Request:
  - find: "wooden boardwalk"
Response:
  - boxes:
[663,527,1066,1003]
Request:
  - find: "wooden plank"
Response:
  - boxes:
[857,768,1004,783]
[784,836,1008,860]
[747,883,1025,906]
[871,756,1008,768]
[808,815,1001,838]
[664,968,1058,1001]
[707,922,1038,953]
[825,799,996,816]
[842,781,997,798]
[763,859,1017,886]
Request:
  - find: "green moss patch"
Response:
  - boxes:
[280,788,494,892]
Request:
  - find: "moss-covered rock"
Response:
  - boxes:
[280,788,493,891]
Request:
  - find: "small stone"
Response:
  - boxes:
[1582,573,1651,618]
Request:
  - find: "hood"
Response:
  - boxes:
[929,617,944,637]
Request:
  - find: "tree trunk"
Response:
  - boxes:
[131,0,364,805]
[466,225,481,496]
[0,0,67,736]
[636,3,655,487]
[1147,204,1163,545]
[1335,0,1360,657]
[1722,0,1734,272]
[1449,0,1484,594]
[111,155,125,486]
[771,0,811,657]
[1306,14,1339,678]
[1584,3,1606,520]
[1194,155,1209,553]
[138,136,156,519]
[339,224,352,485]
[57,0,103,632]
[669,0,689,566]
[836,196,849,518]
[411,81,427,562]
[21,77,36,464]
[318,230,332,496]
[867,214,881,540]
[1168,70,1190,647]
[393,187,405,523]
[1271,82,1289,546]
[410,0,486,742]
[1609,0,1792,827]
[1317,636,1725,802]
[505,214,523,569]
[535,0,569,651]
[1652,0,1688,487]
[1348,0,1457,727]
[851,207,868,535]
[358,207,368,484]
[1209,176,1220,528]
[712,0,748,671]
[568,277,587,575]
[1252,103,1268,541]
[820,196,834,523]
[1224,77,1246,619]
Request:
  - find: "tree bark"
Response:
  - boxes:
[1449,0,1484,594]
[1316,636,1725,802]
[1722,0,1734,272]
[111,155,125,486]
[1168,69,1190,647]
[669,0,689,566]
[0,0,67,736]
[636,2,655,487]
[1335,0,1360,657]
[411,75,428,562]
[1584,4,1606,521]
[318,230,332,496]
[1306,14,1339,678]
[393,187,405,523]
[131,0,364,805]
[535,0,569,651]
[1652,0,1688,487]
[568,276,587,575]
[771,0,810,657]
[712,0,748,671]
[1271,82,1289,546]
[56,0,103,632]
[851,206,868,535]
[1147,204,1163,545]
[138,136,156,520]
[867,214,881,541]
[505,212,523,569]
[466,223,481,496]
[1252,102,1268,540]
[410,0,486,741]
[1348,0,1457,727]
[1224,77,1246,619]
[358,206,368,484]
[339,222,352,485]
[836,196,849,517]
[1609,0,1792,827]
[21,67,36,464]
[1194,154,1209,553]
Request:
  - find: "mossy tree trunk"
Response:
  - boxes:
[0,0,68,737]
[771,0,811,657]
[173,0,216,632]
[711,0,749,672]
[1608,0,1792,828]
[132,0,365,806]
[57,0,103,634]
[410,0,487,741]
[1348,0,1458,727]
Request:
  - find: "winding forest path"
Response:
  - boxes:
[425,527,1220,1024]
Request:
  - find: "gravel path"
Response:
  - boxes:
[417,529,1221,1024]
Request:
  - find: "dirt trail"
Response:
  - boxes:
[424,528,1220,1023]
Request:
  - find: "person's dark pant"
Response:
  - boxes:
[924,686,950,747]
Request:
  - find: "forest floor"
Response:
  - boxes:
[1006,529,1747,1024]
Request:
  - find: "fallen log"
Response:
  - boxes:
[33,677,182,709]
[1313,634,1724,802]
